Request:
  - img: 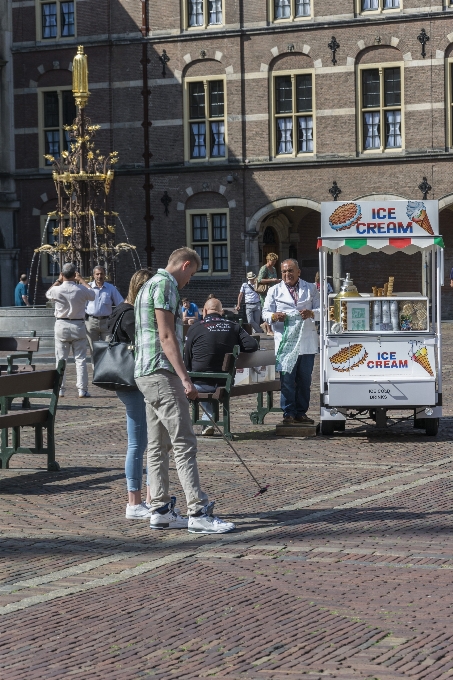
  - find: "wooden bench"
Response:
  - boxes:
[0,359,65,471]
[0,332,39,374]
[0,334,40,408]
[188,347,281,439]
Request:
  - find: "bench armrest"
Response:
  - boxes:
[7,352,34,367]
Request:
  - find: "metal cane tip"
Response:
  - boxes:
[254,485,269,497]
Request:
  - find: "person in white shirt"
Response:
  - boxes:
[85,265,124,356]
[262,259,320,425]
[46,263,96,398]
[235,272,262,334]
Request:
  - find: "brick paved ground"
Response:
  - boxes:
[1,327,453,679]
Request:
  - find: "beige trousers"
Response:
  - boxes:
[54,319,88,392]
[136,370,208,515]
[85,316,110,356]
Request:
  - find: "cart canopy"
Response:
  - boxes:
[317,236,444,255]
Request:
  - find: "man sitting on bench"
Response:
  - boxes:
[184,298,258,436]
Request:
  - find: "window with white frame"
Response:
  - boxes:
[187,0,223,28]
[187,211,229,275]
[38,0,75,40]
[40,89,77,166]
[273,0,311,20]
[273,72,314,157]
[186,78,226,161]
[360,66,402,152]
[360,0,400,11]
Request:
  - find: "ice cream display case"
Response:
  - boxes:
[318,200,444,436]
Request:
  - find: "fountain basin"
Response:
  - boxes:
[0,307,56,351]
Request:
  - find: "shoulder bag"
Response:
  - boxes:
[92,311,137,392]
[255,267,269,295]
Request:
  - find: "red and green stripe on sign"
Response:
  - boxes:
[317,237,445,250]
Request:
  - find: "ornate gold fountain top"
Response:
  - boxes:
[72,45,90,109]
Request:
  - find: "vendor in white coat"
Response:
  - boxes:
[262,258,319,425]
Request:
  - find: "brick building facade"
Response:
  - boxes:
[2,0,453,314]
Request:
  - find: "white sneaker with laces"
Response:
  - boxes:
[125,502,152,520]
[150,497,188,530]
[78,390,91,398]
[188,501,235,534]
[201,425,215,436]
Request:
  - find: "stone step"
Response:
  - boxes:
[275,422,319,437]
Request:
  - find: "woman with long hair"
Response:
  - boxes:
[107,269,153,519]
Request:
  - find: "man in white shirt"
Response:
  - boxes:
[46,263,96,398]
[85,265,124,356]
[262,259,320,425]
[235,272,262,334]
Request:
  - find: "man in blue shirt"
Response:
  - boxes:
[15,274,30,306]
[85,265,123,358]
[181,297,200,325]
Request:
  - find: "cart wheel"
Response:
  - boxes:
[425,418,439,437]
[48,461,61,472]
[335,421,346,432]
[250,413,259,425]
[321,420,335,436]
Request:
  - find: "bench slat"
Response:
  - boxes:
[0,338,39,352]
[0,365,35,375]
[230,379,281,397]
[0,370,55,397]
[230,349,276,370]
[196,379,281,401]
[0,409,49,428]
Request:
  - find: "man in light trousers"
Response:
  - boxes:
[46,263,95,398]
[134,246,235,534]
[235,272,262,334]
[85,265,123,359]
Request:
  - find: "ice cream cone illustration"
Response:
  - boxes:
[412,346,434,376]
[406,201,434,235]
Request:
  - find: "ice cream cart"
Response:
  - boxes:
[318,199,444,436]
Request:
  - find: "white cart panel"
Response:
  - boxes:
[327,336,436,380]
[328,380,436,407]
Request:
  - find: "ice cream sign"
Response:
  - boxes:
[321,200,438,238]
[328,341,435,378]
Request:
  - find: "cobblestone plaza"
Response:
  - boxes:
[1,327,453,677]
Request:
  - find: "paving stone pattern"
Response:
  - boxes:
[1,326,453,678]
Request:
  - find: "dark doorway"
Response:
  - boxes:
[262,226,279,264]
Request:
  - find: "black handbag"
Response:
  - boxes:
[92,311,137,392]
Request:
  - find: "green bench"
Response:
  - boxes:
[0,360,65,471]
[189,347,281,439]
[0,334,40,408]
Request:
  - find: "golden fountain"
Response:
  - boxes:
[33,46,139,286]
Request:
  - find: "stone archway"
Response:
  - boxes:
[247,198,321,273]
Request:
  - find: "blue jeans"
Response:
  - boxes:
[280,354,315,418]
[116,389,148,492]
[194,383,217,421]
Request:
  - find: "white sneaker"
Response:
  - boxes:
[201,425,215,436]
[188,502,235,534]
[125,502,152,520]
[78,390,91,398]
[150,497,188,530]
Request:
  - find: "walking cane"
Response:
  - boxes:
[198,401,269,497]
